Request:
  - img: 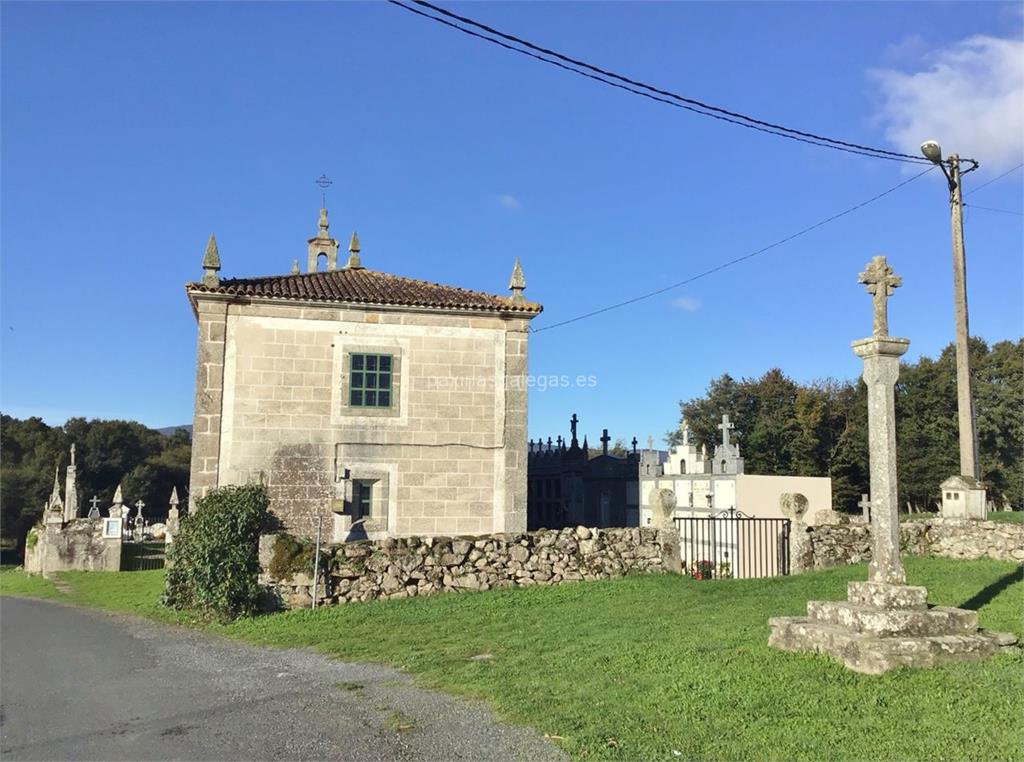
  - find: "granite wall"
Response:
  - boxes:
[260,526,680,609]
[24,519,122,575]
[792,517,1024,573]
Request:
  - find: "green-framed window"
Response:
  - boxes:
[353,481,373,519]
[349,353,393,407]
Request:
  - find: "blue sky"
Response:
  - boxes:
[2,1,1022,448]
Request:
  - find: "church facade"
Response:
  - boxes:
[185,208,541,542]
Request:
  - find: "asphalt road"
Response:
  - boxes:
[0,597,565,761]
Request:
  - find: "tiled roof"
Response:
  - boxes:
[187,268,542,315]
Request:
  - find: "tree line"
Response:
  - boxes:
[668,339,1022,513]
[0,416,191,548]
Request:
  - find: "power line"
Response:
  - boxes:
[965,163,1024,196]
[389,0,936,166]
[964,203,1024,217]
[529,166,936,334]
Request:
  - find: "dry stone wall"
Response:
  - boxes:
[260,526,679,609]
[793,517,1024,573]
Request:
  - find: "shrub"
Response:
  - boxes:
[25,527,39,550]
[163,484,270,620]
[267,533,318,581]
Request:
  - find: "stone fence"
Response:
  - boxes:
[792,517,1024,573]
[24,518,122,576]
[259,526,680,610]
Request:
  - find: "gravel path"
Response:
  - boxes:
[0,597,566,761]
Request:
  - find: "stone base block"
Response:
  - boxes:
[806,600,978,637]
[769,581,1017,674]
[847,581,927,610]
[769,616,1014,675]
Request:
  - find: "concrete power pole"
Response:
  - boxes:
[946,155,979,479]
[921,141,980,480]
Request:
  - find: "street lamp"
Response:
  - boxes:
[920,139,980,479]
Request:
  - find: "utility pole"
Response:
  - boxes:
[921,141,980,479]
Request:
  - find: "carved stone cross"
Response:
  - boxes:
[647,435,654,450]
[858,493,872,522]
[600,428,611,455]
[631,437,638,454]
[718,414,734,448]
[88,495,101,519]
[858,255,902,337]
[134,500,145,520]
[680,419,691,445]
[570,413,579,442]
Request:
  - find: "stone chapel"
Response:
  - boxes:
[185,207,542,542]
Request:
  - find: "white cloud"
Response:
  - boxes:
[496,193,522,211]
[869,35,1024,171]
[672,296,701,312]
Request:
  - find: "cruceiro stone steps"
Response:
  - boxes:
[769,582,1018,675]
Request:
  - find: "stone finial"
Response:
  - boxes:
[202,234,221,288]
[508,258,526,303]
[858,256,902,337]
[291,259,300,275]
[345,231,364,270]
[318,207,330,238]
[170,486,179,507]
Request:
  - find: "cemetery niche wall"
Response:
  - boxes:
[23,445,182,575]
[527,414,641,530]
[639,414,833,525]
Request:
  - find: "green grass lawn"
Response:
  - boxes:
[989,511,1024,524]
[3,558,1022,760]
[901,511,1023,523]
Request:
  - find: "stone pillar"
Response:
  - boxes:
[499,318,530,533]
[852,337,909,585]
[649,487,682,573]
[189,299,229,511]
[64,445,79,522]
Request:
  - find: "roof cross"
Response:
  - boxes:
[315,174,333,208]
[718,414,735,448]
[600,428,611,455]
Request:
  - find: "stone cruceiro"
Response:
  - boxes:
[768,256,1017,674]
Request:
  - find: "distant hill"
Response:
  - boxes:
[157,425,192,437]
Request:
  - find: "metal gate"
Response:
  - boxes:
[673,510,790,579]
[120,541,166,572]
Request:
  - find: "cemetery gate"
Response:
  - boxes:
[673,509,790,579]
[120,515,166,571]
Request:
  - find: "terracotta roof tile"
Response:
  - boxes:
[186,268,542,315]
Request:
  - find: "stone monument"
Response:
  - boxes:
[768,256,1016,674]
[63,444,80,521]
[166,486,181,544]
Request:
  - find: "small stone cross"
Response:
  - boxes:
[858,493,872,522]
[718,414,735,448]
[631,437,638,454]
[680,419,691,445]
[88,495,101,519]
[647,435,654,450]
[134,500,145,521]
[600,429,611,455]
[858,255,902,337]
[569,413,579,442]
